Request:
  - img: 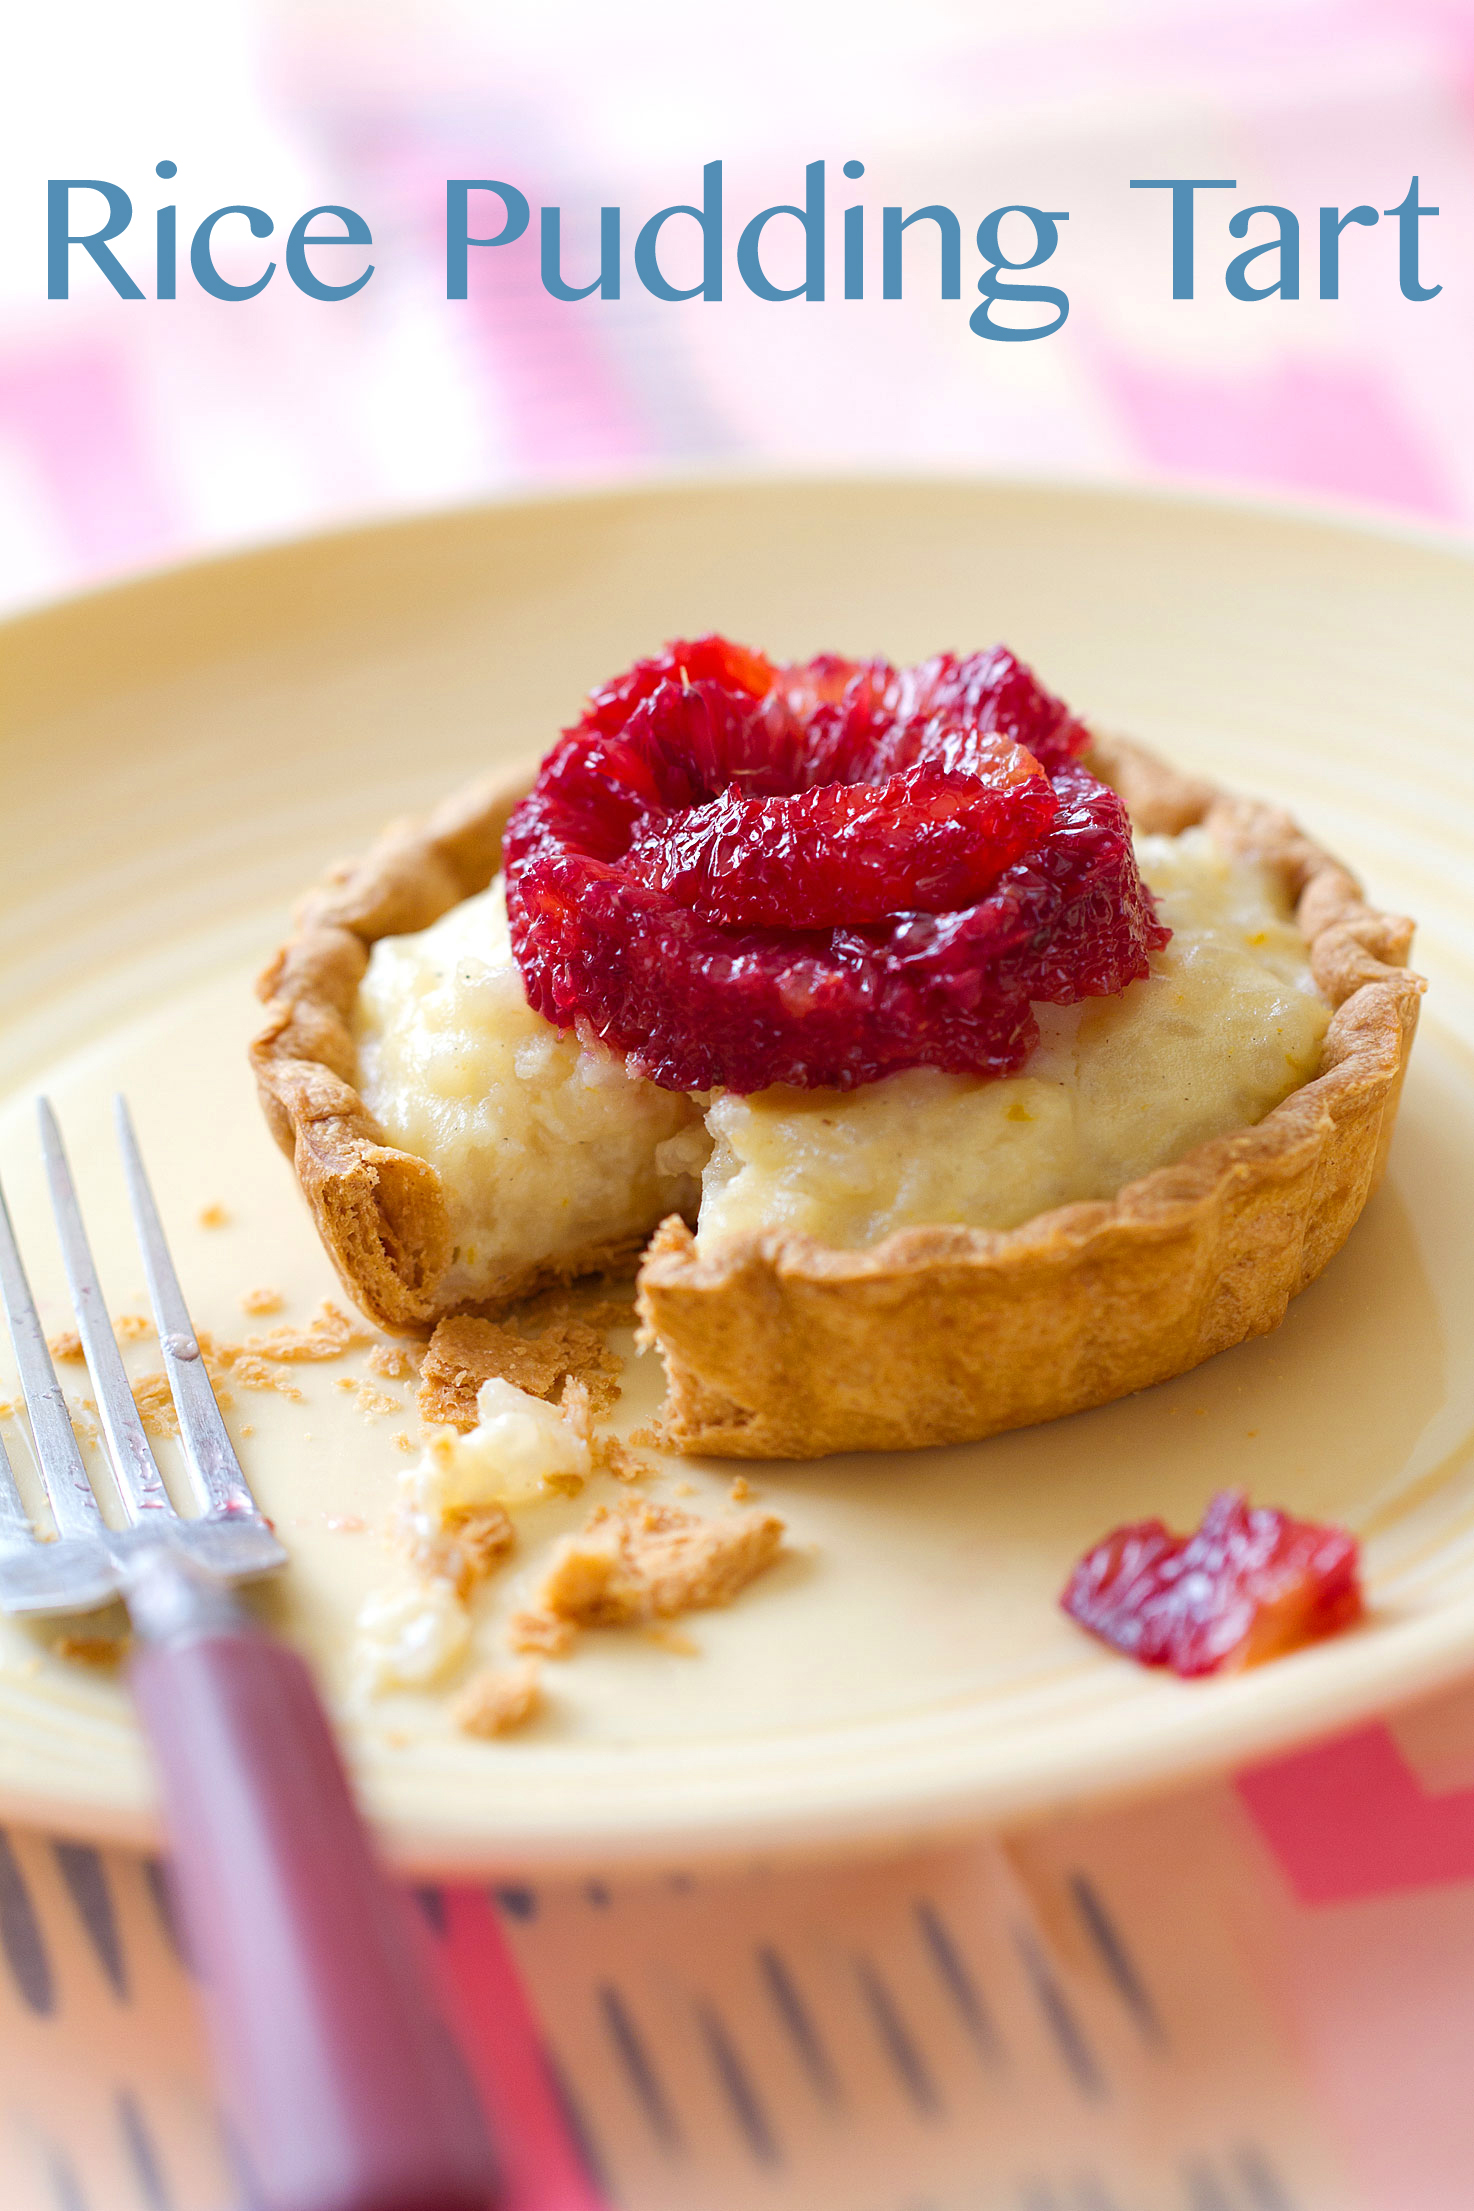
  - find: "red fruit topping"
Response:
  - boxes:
[1061,1490,1364,1679]
[625,744,1058,928]
[505,635,1168,1094]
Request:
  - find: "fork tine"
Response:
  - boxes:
[0,1427,39,1550]
[113,1097,270,1534]
[38,1100,173,1528]
[0,1169,107,1540]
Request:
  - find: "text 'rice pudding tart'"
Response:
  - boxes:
[253,640,1422,1459]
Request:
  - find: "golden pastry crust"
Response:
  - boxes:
[643,735,1423,1455]
[254,768,546,1328]
[253,737,1422,1453]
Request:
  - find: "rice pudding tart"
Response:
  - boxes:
[254,648,1421,1459]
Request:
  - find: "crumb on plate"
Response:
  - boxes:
[368,1343,419,1382]
[453,1661,543,1738]
[241,1300,375,1363]
[418,1304,623,1432]
[131,1372,178,1438]
[591,1434,650,1483]
[506,1608,575,1658]
[53,1633,129,1667]
[537,1499,785,1630]
[408,1502,516,1600]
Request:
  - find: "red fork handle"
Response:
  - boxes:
[130,1619,499,2211]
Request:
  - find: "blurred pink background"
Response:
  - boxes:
[2,0,1472,611]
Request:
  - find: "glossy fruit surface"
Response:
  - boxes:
[1061,1489,1364,1678]
[505,636,1168,1093]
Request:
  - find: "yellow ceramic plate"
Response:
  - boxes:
[2,478,1473,1873]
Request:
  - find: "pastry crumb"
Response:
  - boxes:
[628,1423,662,1450]
[452,1661,542,1739]
[368,1343,419,1382]
[729,1475,755,1502]
[537,1500,785,1629]
[559,1373,593,1444]
[198,1203,230,1228]
[242,1299,374,1364]
[117,1314,153,1342]
[53,1633,129,1668]
[392,1431,416,1453]
[408,1503,515,1600]
[131,1372,177,1437]
[355,1381,402,1418]
[506,1608,575,1658]
[48,1331,84,1363]
[418,1307,623,1432]
[239,1423,255,1438]
[223,1353,304,1400]
[672,1480,697,1498]
[591,1435,650,1484]
[239,1288,285,1317]
[643,1624,699,1655]
[325,1513,366,1533]
[68,1398,99,1448]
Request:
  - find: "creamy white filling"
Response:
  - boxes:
[355,829,1328,1281]
[700,829,1328,1246]
[355,883,708,1303]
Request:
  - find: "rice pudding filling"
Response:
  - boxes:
[354,825,1328,1288]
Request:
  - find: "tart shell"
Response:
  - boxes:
[253,737,1422,1456]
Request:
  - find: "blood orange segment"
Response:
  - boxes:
[504,636,1167,1094]
[1061,1489,1364,1678]
[625,748,1058,929]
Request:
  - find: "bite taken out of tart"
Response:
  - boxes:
[252,637,1424,1461]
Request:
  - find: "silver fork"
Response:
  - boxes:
[0,1098,497,2211]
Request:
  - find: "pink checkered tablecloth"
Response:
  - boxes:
[5,4,1474,2205]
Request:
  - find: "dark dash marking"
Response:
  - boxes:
[758,1946,842,2106]
[413,1886,446,1935]
[697,2001,781,2165]
[585,1881,611,1909]
[667,1872,694,1893]
[547,2051,617,2202]
[854,1956,942,2117]
[1234,2142,1298,2211]
[1069,1874,1165,2048]
[117,2089,173,2211]
[142,1860,194,1977]
[1182,2159,1234,2211]
[1018,2185,1062,2211]
[493,1884,538,1922]
[55,1843,126,1999]
[1075,2177,1128,2210]
[914,1899,1004,2062]
[1015,1930,1106,2100]
[45,2145,89,2211]
[599,1984,683,2151]
[215,2109,265,2211]
[0,1829,53,2014]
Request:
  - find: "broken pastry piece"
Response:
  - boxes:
[354,1372,593,1696]
[452,1660,543,1738]
[417,1306,624,1431]
[532,1498,785,1632]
